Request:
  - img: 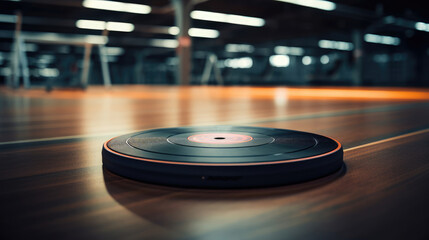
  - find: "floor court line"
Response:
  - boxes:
[0,102,428,146]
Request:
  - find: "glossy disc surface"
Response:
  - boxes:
[102,126,343,188]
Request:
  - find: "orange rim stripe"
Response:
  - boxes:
[103,136,342,166]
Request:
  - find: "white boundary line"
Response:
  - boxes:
[2,127,429,156]
[1,103,424,146]
[344,128,429,152]
[0,131,129,146]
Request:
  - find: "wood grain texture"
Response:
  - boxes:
[1,86,429,239]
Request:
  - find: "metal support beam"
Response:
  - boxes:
[352,29,363,86]
[172,0,193,85]
[11,38,19,89]
[98,45,112,87]
[80,43,92,89]
[134,51,146,84]
[201,53,223,85]
[18,37,30,88]
[10,12,22,89]
[9,12,31,89]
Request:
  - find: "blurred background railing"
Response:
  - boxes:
[0,0,428,89]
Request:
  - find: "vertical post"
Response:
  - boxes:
[18,37,30,88]
[212,54,223,85]
[134,51,145,84]
[11,11,22,89]
[98,45,112,87]
[201,54,213,85]
[172,0,193,85]
[201,53,223,85]
[99,29,111,87]
[352,29,363,86]
[81,43,92,89]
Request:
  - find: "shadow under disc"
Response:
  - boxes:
[102,164,347,228]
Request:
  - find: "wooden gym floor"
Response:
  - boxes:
[1,86,429,239]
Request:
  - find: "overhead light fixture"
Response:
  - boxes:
[0,14,16,23]
[189,28,219,38]
[415,22,429,32]
[86,36,108,44]
[168,26,180,35]
[76,20,105,30]
[190,10,265,27]
[364,33,400,46]
[274,46,304,56]
[83,0,151,14]
[320,55,329,64]
[106,22,134,32]
[302,56,312,65]
[224,57,253,69]
[269,55,290,67]
[275,0,336,11]
[76,20,134,32]
[104,47,124,56]
[225,44,255,53]
[39,68,60,78]
[318,40,354,51]
[168,26,219,38]
[148,39,179,48]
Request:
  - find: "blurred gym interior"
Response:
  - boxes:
[1,1,429,239]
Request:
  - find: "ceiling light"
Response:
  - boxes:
[225,44,255,53]
[415,22,429,32]
[39,68,59,78]
[86,36,108,44]
[168,26,180,35]
[364,34,400,46]
[105,47,124,56]
[274,46,304,56]
[275,0,336,11]
[0,14,16,23]
[106,22,134,32]
[318,40,354,51]
[76,20,105,30]
[83,0,151,14]
[302,56,312,65]
[224,57,253,69]
[269,55,290,67]
[168,26,219,38]
[148,39,179,48]
[190,10,265,27]
[76,20,134,32]
[188,28,219,38]
[320,55,329,64]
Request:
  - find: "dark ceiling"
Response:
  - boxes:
[0,0,428,51]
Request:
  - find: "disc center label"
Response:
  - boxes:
[188,133,253,144]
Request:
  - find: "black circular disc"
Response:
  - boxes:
[102,126,343,188]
